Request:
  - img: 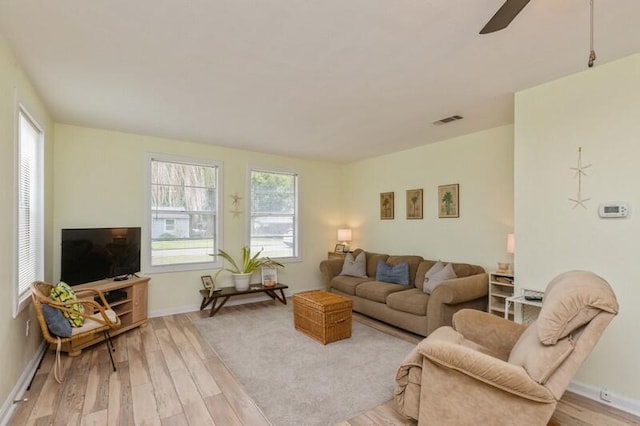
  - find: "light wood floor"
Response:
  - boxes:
[10,301,640,425]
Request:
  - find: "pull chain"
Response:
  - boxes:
[588,0,596,68]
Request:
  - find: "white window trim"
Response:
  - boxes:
[14,99,45,318]
[246,165,301,263]
[143,153,223,274]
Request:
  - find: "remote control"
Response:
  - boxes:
[524,295,543,301]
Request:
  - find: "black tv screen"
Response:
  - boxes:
[61,227,141,285]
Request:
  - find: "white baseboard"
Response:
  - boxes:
[148,286,320,318]
[0,341,47,426]
[568,380,640,417]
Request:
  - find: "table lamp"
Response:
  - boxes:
[507,233,515,273]
[337,228,352,252]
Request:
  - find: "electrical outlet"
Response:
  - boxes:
[25,319,30,337]
[600,388,612,403]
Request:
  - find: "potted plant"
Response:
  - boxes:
[213,246,284,291]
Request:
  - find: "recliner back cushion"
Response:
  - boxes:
[537,270,619,345]
[508,322,575,384]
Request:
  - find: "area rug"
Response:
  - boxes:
[193,301,416,426]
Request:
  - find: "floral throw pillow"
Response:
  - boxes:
[50,282,85,327]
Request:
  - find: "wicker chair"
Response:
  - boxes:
[30,281,121,378]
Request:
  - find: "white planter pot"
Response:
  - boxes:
[232,273,252,291]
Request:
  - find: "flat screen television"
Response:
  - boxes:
[61,227,141,285]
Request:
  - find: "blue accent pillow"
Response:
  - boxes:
[41,304,72,337]
[376,260,410,285]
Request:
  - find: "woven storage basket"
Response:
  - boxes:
[293,291,352,344]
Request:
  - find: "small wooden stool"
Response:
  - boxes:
[293,291,352,344]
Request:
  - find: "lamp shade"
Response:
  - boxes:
[337,228,352,242]
[507,233,515,254]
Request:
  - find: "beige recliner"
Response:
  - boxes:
[394,270,619,425]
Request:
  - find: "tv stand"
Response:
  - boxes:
[62,276,150,356]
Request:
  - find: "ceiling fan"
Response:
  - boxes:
[480,0,598,68]
[480,0,531,34]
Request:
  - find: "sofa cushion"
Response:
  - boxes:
[386,288,429,316]
[537,270,619,345]
[424,263,457,294]
[330,275,371,296]
[356,280,410,303]
[365,252,390,279]
[386,255,424,286]
[451,263,484,278]
[340,251,367,278]
[509,321,575,384]
[376,260,410,285]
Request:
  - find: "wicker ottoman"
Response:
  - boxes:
[293,291,353,344]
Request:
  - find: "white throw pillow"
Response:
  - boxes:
[424,263,457,294]
[339,251,367,278]
[423,261,445,292]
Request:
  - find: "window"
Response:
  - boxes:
[249,168,298,259]
[15,106,44,316]
[147,155,222,272]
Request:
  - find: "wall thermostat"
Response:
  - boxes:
[598,202,629,218]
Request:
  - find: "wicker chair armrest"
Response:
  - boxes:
[47,299,118,327]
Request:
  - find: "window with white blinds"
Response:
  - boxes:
[146,155,222,273]
[249,168,299,260]
[16,107,44,316]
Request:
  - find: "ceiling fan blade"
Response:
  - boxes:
[480,0,531,34]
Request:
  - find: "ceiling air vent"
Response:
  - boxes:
[433,115,463,126]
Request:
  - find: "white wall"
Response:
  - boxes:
[515,54,640,402]
[342,125,514,270]
[0,37,54,415]
[53,124,344,313]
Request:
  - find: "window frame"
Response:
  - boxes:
[144,153,223,274]
[14,103,45,318]
[247,166,301,263]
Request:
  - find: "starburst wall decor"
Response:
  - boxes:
[568,147,592,209]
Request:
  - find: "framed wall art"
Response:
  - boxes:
[380,192,394,220]
[201,275,214,290]
[438,184,459,218]
[406,189,423,220]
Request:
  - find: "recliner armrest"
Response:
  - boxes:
[453,309,527,359]
[417,328,555,403]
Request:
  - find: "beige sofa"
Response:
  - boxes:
[319,249,488,336]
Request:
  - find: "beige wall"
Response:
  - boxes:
[342,125,514,270]
[53,124,344,313]
[0,38,54,410]
[515,54,640,401]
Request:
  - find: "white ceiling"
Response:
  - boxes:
[1,1,639,163]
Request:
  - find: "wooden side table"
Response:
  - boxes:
[505,290,544,323]
[328,251,347,260]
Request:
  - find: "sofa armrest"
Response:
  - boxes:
[319,258,345,289]
[453,309,527,359]
[417,329,554,403]
[426,273,488,334]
